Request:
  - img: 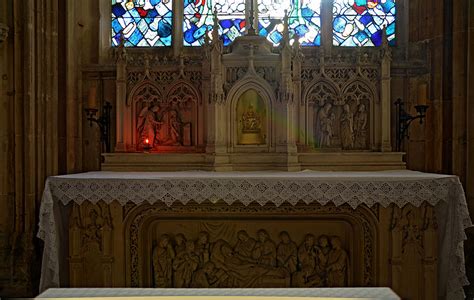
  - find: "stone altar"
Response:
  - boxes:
[36,288,401,300]
[38,170,472,300]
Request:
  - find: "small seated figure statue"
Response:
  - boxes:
[241,104,261,134]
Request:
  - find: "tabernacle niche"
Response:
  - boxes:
[236,89,267,145]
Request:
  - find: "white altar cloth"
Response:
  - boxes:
[36,288,400,299]
[37,170,472,299]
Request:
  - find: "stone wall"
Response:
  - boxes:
[0,0,62,296]
[406,0,474,296]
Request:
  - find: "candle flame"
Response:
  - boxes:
[145,138,149,144]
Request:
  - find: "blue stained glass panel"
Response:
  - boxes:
[333,0,396,47]
[111,0,173,47]
[258,0,321,46]
[183,0,246,46]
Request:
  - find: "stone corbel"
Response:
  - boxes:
[0,23,9,43]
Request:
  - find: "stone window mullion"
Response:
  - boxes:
[174,0,183,55]
[321,0,334,50]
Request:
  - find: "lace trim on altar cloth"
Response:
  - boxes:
[37,171,473,299]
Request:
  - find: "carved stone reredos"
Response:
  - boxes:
[223,34,277,60]
[108,26,425,165]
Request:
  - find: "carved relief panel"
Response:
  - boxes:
[69,202,113,287]
[124,204,376,288]
[390,203,438,300]
[149,226,350,288]
[131,81,198,151]
[306,80,372,150]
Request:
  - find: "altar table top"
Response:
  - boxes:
[37,288,400,299]
[37,170,472,300]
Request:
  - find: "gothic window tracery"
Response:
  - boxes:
[111,0,397,48]
[184,0,246,46]
[333,0,396,46]
[258,0,321,46]
[112,0,173,46]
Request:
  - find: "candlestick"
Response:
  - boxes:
[85,101,112,153]
[143,138,152,152]
[418,83,427,106]
[87,86,98,109]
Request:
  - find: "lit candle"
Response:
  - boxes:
[87,86,97,109]
[418,83,427,106]
[145,138,150,145]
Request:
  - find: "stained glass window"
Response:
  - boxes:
[111,0,173,47]
[258,0,321,46]
[333,0,396,46]
[184,0,246,46]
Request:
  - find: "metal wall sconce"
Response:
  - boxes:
[85,102,112,153]
[395,98,429,151]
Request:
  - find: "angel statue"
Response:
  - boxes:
[137,104,161,147]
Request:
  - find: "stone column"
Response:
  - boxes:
[115,48,127,152]
[380,31,392,152]
[0,0,12,290]
[173,0,183,57]
[205,14,229,170]
[0,0,61,295]
[321,0,333,54]
[292,40,304,147]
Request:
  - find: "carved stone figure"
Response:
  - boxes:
[152,234,175,287]
[239,101,265,145]
[159,109,183,146]
[340,104,354,149]
[82,209,102,250]
[316,103,334,147]
[137,105,161,146]
[276,231,297,274]
[173,240,200,287]
[298,234,317,275]
[211,238,287,288]
[211,239,251,287]
[354,104,368,149]
[174,233,186,255]
[314,235,331,278]
[195,231,211,267]
[234,230,257,262]
[402,210,423,255]
[169,110,182,145]
[252,229,277,267]
[191,262,221,288]
[241,104,261,133]
[327,236,349,287]
[293,234,317,287]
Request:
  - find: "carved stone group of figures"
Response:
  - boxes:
[315,103,368,149]
[152,230,349,288]
[137,104,190,147]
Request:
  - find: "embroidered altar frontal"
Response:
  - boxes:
[38,171,472,300]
